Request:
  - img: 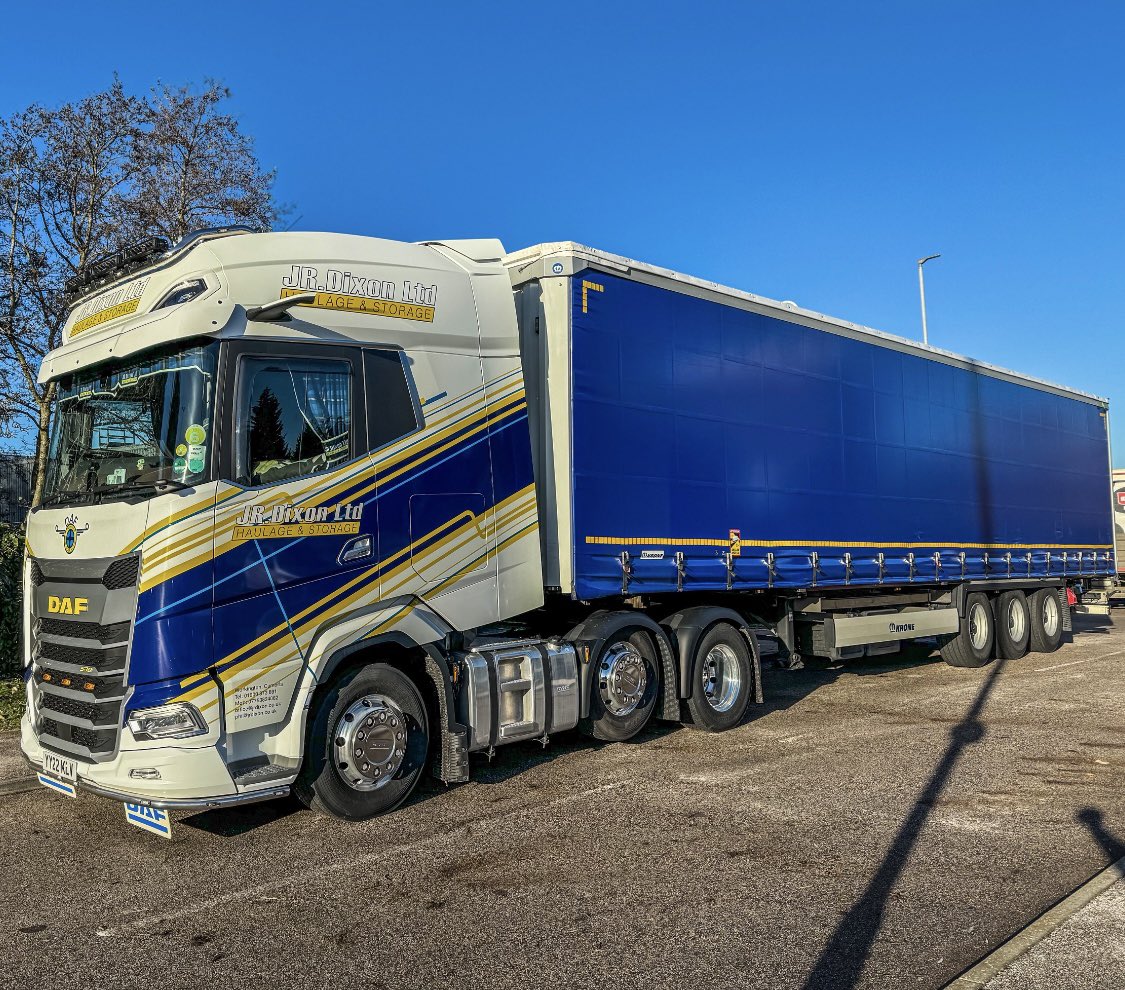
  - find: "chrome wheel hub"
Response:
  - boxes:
[333,694,408,791]
[701,643,742,713]
[599,641,648,717]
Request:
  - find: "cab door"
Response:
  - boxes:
[210,341,375,732]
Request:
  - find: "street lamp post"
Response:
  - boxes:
[917,254,940,346]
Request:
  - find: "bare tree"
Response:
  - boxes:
[0,78,280,505]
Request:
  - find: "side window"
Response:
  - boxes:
[365,349,421,451]
[237,357,352,486]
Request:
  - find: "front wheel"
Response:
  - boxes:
[295,663,429,820]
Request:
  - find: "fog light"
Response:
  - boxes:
[127,703,207,740]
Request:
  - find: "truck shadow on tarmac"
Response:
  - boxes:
[796,654,1010,990]
[1077,806,1125,864]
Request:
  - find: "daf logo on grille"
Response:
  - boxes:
[55,514,90,554]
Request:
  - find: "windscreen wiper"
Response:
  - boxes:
[95,478,192,502]
[39,490,91,508]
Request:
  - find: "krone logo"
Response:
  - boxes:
[55,514,90,554]
[888,621,916,634]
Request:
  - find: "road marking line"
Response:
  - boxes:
[95,780,629,936]
[944,854,1125,988]
[1034,648,1125,673]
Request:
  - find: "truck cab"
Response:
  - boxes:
[21,229,545,816]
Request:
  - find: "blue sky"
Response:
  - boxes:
[4,1,1123,463]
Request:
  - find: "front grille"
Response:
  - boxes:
[38,717,117,754]
[39,693,118,727]
[102,556,140,590]
[32,553,138,761]
[36,639,127,672]
[38,618,130,644]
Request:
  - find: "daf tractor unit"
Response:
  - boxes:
[20,228,1116,834]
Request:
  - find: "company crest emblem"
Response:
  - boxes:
[55,514,90,554]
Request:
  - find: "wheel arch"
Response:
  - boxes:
[280,600,469,783]
[565,610,680,721]
[660,606,763,705]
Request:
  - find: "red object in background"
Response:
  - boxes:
[1117,490,1125,506]
[1067,587,1078,605]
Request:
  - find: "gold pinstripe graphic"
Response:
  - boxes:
[191,510,539,713]
[141,387,524,587]
[122,368,526,556]
[176,484,538,708]
[211,511,542,711]
[585,535,1113,551]
[136,379,528,593]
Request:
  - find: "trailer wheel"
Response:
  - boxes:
[1028,587,1064,654]
[684,623,753,732]
[295,663,429,820]
[939,592,995,668]
[580,629,660,742]
[994,590,1030,659]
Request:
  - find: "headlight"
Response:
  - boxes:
[127,703,207,740]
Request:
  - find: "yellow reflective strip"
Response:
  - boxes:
[585,535,1114,550]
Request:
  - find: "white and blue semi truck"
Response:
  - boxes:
[20,229,1116,830]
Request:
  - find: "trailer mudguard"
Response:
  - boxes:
[565,610,680,721]
[660,606,764,705]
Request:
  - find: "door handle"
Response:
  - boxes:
[338,534,373,565]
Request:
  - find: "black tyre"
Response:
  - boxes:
[295,663,429,821]
[939,592,995,668]
[994,590,1030,660]
[579,629,660,742]
[1028,587,1064,654]
[684,623,753,732]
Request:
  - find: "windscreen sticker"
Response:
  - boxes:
[175,444,188,457]
[280,265,438,323]
[186,445,206,473]
[184,424,206,445]
[70,277,150,337]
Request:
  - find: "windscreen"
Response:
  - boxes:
[42,340,219,506]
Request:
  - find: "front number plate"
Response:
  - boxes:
[43,752,77,781]
[124,803,173,839]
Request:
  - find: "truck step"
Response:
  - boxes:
[230,759,295,787]
[498,677,532,693]
[498,720,538,739]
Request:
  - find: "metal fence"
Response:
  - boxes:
[0,454,33,527]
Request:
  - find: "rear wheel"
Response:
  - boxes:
[579,630,660,742]
[994,590,1030,659]
[939,592,995,668]
[684,623,753,732]
[295,663,429,820]
[1028,587,1064,654]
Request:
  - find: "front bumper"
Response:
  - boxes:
[20,714,290,810]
